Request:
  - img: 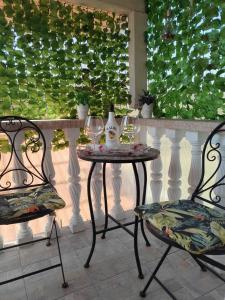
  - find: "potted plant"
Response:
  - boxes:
[138,90,155,118]
[75,89,90,119]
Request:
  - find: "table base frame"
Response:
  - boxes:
[84,161,150,279]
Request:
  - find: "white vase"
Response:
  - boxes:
[77,104,89,119]
[141,103,153,118]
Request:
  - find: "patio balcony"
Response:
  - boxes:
[1,118,224,300]
[0,0,224,297]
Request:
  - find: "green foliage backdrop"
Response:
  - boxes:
[146,0,225,119]
[0,0,130,119]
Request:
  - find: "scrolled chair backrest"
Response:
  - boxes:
[191,120,225,211]
[0,116,48,192]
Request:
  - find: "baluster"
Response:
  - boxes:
[65,128,85,233]
[91,163,105,226]
[111,163,125,219]
[43,129,61,237]
[148,128,164,203]
[166,129,184,201]
[186,132,206,198]
[12,132,33,244]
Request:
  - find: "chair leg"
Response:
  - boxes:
[154,276,177,300]
[194,253,225,283]
[46,217,54,247]
[190,254,207,272]
[140,220,151,247]
[134,216,144,279]
[202,263,225,283]
[193,257,225,282]
[140,245,172,298]
[53,219,68,288]
[140,162,151,247]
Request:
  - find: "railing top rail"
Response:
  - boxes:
[30,118,221,133]
[139,118,221,133]
[33,119,84,130]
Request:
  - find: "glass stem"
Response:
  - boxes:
[93,135,97,151]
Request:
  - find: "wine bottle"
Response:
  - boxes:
[105,104,120,149]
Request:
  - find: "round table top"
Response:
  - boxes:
[77,147,160,164]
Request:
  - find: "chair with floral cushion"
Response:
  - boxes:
[135,120,225,299]
[0,116,68,288]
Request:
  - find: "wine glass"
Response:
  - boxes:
[121,116,140,146]
[84,116,104,150]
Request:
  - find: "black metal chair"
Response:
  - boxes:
[0,116,68,288]
[135,120,225,299]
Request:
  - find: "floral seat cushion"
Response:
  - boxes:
[0,184,65,224]
[135,200,225,255]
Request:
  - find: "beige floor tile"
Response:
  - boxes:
[57,286,102,300]
[0,249,21,273]
[0,279,27,300]
[1,222,225,300]
[195,284,225,300]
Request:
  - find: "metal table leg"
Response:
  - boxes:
[84,162,97,268]
[133,162,144,279]
[140,162,151,247]
[101,162,108,239]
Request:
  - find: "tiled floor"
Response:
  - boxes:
[1,216,225,300]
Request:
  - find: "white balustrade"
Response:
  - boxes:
[148,127,164,203]
[186,132,206,197]
[1,119,222,245]
[12,132,33,244]
[43,128,61,238]
[65,128,85,233]
[166,129,184,201]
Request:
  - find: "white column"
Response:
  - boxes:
[43,129,61,237]
[111,163,125,219]
[65,128,85,233]
[91,163,105,226]
[148,128,164,203]
[129,10,147,105]
[13,132,33,244]
[166,129,184,201]
[186,132,206,198]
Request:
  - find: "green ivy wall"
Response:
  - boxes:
[0,0,130,119]
[146,0,225,120]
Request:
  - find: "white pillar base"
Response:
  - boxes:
[17,223,33,244]
[44,215,62,238]
[69,215,86,233]
[94,211,105,227]
[110,206,125,221]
